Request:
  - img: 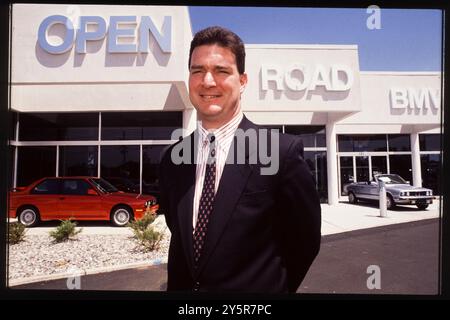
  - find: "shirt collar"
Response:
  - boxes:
[198,112,243,147]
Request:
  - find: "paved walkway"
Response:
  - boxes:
[321,196,440,235]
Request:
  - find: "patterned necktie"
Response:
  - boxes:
[193,134,216,265]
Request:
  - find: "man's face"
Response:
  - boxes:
[189,44,247,129]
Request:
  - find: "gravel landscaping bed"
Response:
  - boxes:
[8,223,171,282]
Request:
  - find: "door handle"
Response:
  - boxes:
[59,197,65,200]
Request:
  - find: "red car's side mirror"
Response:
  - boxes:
[87,189,98,196]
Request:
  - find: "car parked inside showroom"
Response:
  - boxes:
[346,173,434,210]
[9,177,159,227]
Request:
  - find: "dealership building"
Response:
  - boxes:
[9,4,442,205]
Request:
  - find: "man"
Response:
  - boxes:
[159,26,321,293]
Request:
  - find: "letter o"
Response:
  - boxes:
[284,64,308,91]
[38,15,75,54]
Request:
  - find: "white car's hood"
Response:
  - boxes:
[386,184,431,192]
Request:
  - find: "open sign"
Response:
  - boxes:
[37,15,172,54]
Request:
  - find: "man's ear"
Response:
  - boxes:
[239,73,248,93]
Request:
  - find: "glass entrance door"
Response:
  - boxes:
[371,156,388,180]
[339,154,388,196]
[356,156,370,183]
[339,156,354,196]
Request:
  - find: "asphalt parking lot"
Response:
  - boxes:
[11,218,439,295]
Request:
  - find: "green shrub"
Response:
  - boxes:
[128,213,162,251]
[127,212,156,232]
[8,222,27,244]
[49,219,82,243]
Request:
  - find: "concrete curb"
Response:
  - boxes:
[8,257,168,287]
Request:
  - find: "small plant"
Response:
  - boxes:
[128,212,163,251]
[8,222,27,244]
[49,219,82,243]
[128,211,156,233]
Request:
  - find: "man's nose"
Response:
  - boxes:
[202,72,216,87]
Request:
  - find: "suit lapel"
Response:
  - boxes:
[195,116,258,276]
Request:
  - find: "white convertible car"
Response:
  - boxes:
[346,174,434,210]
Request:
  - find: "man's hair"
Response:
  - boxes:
[188,26,246,74]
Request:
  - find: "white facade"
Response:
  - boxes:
[10,4,442,205]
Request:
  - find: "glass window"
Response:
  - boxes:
[303,151,327,203]
[338,135,387,152]
[62,179,91,195]
[262,125,283,133]
[337,136,353,152]
[100,145,140,188]
[10,112,17,141]
[389,155,412,184]
[17,146,56,187]
[101,112,182,140]
[388,134,411,151]
[9,146,15,189]
[339,156,354,196]
[142,145,168,200]
[356,156,370,182]
[421,154,441,195]
[31,179,60,195]
[419,134,441,151]
[59,146,98,177]
[371,156,388,178]
[284,126,326,147]
[19,113,98,141]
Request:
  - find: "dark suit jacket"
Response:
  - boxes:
[159,116,321,293]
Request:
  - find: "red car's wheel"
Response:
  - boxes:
[18,206,40,227]
[111,206,132,227]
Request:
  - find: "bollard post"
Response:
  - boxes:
[379,180,387,217]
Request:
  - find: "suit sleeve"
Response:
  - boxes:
[276,137,322,292]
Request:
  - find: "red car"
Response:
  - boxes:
[9,177,159,227]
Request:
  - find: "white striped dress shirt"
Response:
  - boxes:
[192,112,244,229]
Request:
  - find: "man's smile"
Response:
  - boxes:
[200,94,222,101]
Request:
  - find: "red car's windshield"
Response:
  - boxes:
[89,178,119,193]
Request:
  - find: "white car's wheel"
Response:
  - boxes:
[386,194,396,210]
[417,203,429,210]
[348,192,357,204]
[111,206,132,227]
[18,206,40,227]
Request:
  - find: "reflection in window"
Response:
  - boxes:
[10,112,17,141]
[263,125,283,133]
[142,145,167,200]
[31,179,60,194]
[388,134,411,151]
[101,145,140,188]
[340,156,354,196]
[419,134,441,151]
[285,126,326,147]
[421,154,441,195]
[101,112,182,140]
[338,135,387,152]
[389,155,412,184]
[17,146,56,187]
[303,151,327,203]
[19,113,98,141]
[59,146,98,177]
[62,179,91,195]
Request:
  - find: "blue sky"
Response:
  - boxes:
[188,7,442,71]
